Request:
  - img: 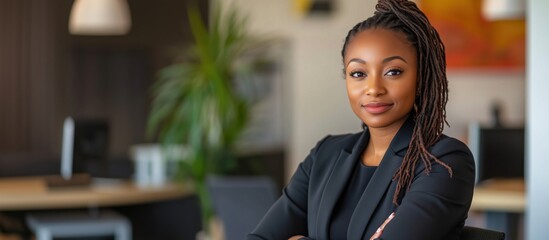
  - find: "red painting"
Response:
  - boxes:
[419,0,525,69]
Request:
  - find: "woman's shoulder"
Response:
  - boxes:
[301,132,364,175]
[313,132,363,152]
[430,135,473,157]
[426,135,475,172]
[303,132,363,166]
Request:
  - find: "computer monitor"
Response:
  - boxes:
[61,117,109,180]
[468,123,525,183]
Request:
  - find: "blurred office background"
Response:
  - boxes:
[1,0,548,239]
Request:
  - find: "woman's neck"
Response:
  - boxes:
[362,120,406,166]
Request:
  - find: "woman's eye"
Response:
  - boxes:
[350,71,365,78]
[385,69,403,76]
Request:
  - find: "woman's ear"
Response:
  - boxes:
[413,94,420,114]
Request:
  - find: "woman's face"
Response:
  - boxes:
[344,28,417,131]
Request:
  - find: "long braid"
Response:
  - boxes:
[341,0,452,206]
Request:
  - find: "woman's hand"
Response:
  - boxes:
[288,235,305,240]
[369,212,395,240]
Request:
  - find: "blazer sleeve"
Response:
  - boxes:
[246,136,330,240]
[378,137,476,240]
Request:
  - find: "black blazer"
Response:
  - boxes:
[248,119,475,240]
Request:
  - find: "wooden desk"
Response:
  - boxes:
[471,178,525,213]
[470,178,525,240]
[0,176,192,211]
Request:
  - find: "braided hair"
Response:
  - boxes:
[341,0,452,205]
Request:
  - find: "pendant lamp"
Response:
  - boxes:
[69,0,131,35]
[482,0,525,20]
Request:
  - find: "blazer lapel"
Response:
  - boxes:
[315,130,369,238]
[347,119,414,239]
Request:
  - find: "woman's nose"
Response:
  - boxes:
[365,76,386,96]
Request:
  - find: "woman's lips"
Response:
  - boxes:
[362,102,393,114]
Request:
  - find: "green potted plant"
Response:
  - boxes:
[147,2,271,237]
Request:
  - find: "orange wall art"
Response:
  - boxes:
[419,0,525,69]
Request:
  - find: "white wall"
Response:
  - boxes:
[219,0,525,180]
[526,0,549,238]
[446,71,525,141]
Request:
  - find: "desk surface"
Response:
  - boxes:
[0,177,192,211]
[1,177,524,212]
[470,178,525,213]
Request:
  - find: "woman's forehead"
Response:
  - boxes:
[344,29,416,63]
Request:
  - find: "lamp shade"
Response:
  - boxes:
[69,0,131,35]
[482,0,525,20]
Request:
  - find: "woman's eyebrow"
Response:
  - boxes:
[383,55,407,63]
[346,56,407,67]
[346,58,365,68]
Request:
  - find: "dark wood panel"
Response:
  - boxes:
[69,48,151,157]
[0,0,208,176]
[0,0,52,153]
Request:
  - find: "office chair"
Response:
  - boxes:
[206,175,277,240]
[460,226,506,240]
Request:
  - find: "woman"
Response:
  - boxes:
[247,0,475,239]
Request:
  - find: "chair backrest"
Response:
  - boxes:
[206,175,277,240]
[460,226,506,240]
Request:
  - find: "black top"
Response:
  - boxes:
[329,161,377,239]
[247,117,475,240]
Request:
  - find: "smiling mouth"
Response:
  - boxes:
[362,102,393,114]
